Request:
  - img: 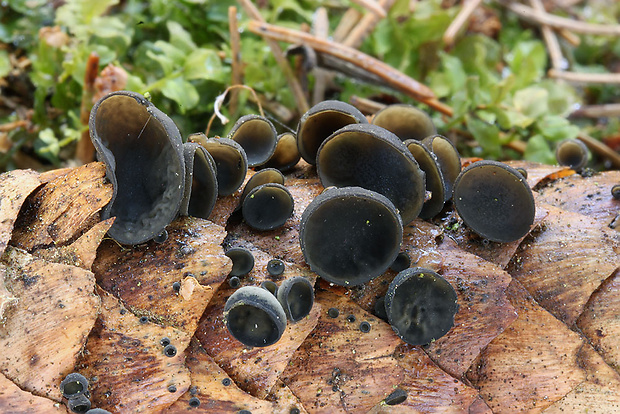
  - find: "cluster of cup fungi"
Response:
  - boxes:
[88,91,544,356]
[60,372,110,413]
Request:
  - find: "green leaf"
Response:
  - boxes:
[537,115,580,142]
[161,77,199,113]
[507,40,546,89]
[438,51,466,92]
[34,128,60,163]
[524,134,555,164]
[183,48,226,81]
[166,21,196,54]
[56,0,121,37]
[0,50,10,78]
[467,116,501,158]
[513,86,548,120]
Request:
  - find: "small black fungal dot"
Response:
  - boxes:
[346,314,356,323]
[160,337,171,347]
[167,385,177,393]
[154,229,168,243]
[384,388,407,405]
[172,281,181,292]
[222,378,232,386]
[267,259,285,276]
[327,308,339,318]
[139,316,149,324]
[164,344,177,357]
[189,385,198,395]
[229,276,241,288]
[390,252,411,272]
[119,309,126,315]
[188,396,201,408]
[359,321,371,333]
[290,408,300,414]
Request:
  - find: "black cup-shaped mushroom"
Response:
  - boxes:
[385,267,458,346]
[242,183,294,231]
[276,276,314,322]
[260,280,279,296]
[422,135,461,202]
[228,114,278,167]
[300,187,403,286]
[237,168,285,211]
[225,247,255,277]
[404,139,446,219]
[180,143,218,219]
[453,160,535,243]
[189,133,248,196]
[224,286,287,347]
[89,91,185,245]
[555,138,589,171]
[317,123,426,224]
[262,132,301,172]
[296,100,368,165]
[60,372,89,400]
[68,394,91,413]
[371,104,436,142]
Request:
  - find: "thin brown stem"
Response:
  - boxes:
[577,133,620,169]
[333,8,363,42]
[343,0,395,49]
[570,103,620,118]
[248,20,454,116]
[349,95,387,115]
[549,69,620,84]
[312,7,330,106]
[443,0,483,47]
[228,6,243,114]
[500,1,620,36]
[238,0,309,114]
[351,0,386,18]
[528,0,564,70]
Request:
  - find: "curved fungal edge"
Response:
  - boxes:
[276,276,315,322]
[316,123,426,223]
[180,142,218,217]
[89,90,186,245]
[227,114,278,167]
[299,186,404,280]
[241,182,295,230]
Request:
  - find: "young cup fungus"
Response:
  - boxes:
[242,183,294,231]
[296,100,368,164]
[299,186,403,286]
[89,91,185,245]
[228,114,278,167]
[371,103,436,142]
[261,131,301,172]
[237,168,285,211]
[555,138,589,171]
[316,123,426,224]
[276,276,314,322]
[224,286,287,347]
[422,134,461,201]
[225,247,255,277]
[404,139,446,219]
[180,142,218,219]
[453,160,536,243]
[188,133,248,196]
[385,267,458,346]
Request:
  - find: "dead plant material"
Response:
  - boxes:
[77,287,191,413]
[0,372,68,413]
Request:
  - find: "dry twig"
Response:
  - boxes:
[350,0,387,18]
[443,0,484,47]
[528,0,564,70]
[577,133,620,169]
[549,69,620,84]
[238,0,309,114]
[228,6,243,114]
[570,103,620,118]
[343,0,396,49]
[312,7,331,106]
[248,20,453,116]
[333,8,363,42]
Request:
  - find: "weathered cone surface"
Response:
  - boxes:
[0,159,618,413]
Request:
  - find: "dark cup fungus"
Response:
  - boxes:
[68,394,91,413]
[515,167,528,180]
[612,184,620,200]
[237,168,285,211]
[180,143,218,219]
[404,139,446,219]
[276,276,314,322]
[225,247,255,277]
[188,134,248,196]
[555,138,589,171]
[390,252,411,273]
[228,114,278,167]
[242,183,294,231]
[453,160,536,243]
[229,276,241,288]
[317,123,426,224]
[385,267,458,346]
[384,388,408,405]
[260,280,278,296]
[422,134,461,202]
[371,104,436,142]
[299,187,403,286]
[373,296,388,322]
[60,372,89,400]
[224,286,287,347]
[89,91,185,245]
[262,132,301,172]
[267,258,285,276]
[85,409,112,414]
[296,100,368,165]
